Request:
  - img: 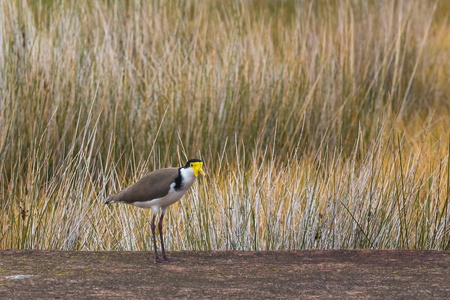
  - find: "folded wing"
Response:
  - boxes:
[106,168,179,204]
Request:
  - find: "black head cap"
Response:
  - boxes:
[184,158,202,168]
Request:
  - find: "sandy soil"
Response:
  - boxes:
[1,250,449,299]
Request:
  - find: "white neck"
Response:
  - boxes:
[180,167,197,190]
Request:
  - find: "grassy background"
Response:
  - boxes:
[0,0,449,250]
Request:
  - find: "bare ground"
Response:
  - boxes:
[0,250,449,299]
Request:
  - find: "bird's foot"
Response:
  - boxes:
[162,256,178,262]
[154,257,169,263]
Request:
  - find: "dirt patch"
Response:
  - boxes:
[0,250,449,299]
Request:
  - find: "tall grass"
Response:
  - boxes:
[0,0,449,250]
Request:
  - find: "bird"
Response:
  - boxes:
[105,159,205,263]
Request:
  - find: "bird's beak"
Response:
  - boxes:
[199,163,205,176]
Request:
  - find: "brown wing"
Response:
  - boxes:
[107,168,179,204]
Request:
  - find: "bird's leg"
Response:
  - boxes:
[158,211,178,262]
[151,214,161,263]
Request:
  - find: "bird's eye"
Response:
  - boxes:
[190,164,193,167]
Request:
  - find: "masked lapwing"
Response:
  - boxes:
[105,159,205,263]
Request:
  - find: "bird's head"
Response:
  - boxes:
[184,159,205,177]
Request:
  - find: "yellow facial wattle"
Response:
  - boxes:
[191,162,205,177]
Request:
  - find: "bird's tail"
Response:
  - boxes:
[104,195,115,205]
